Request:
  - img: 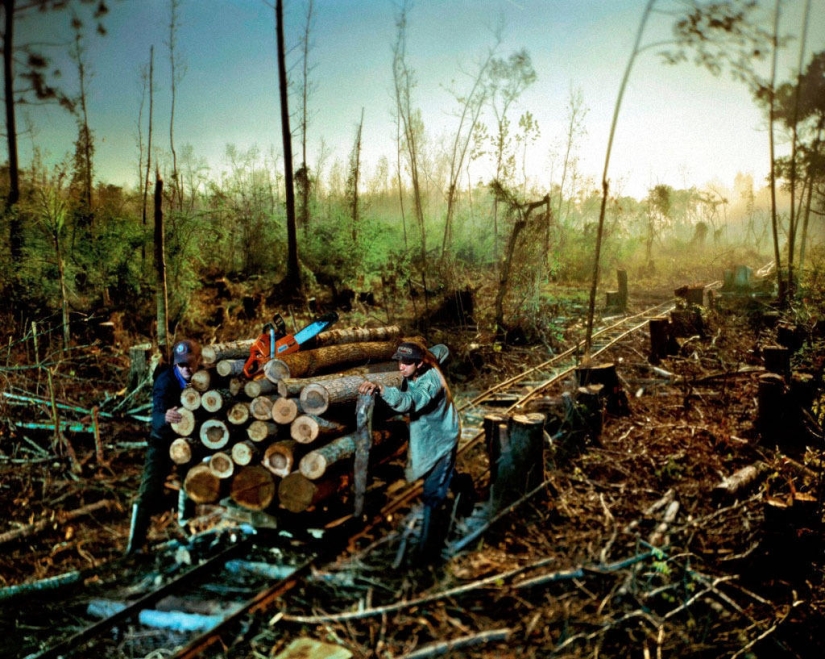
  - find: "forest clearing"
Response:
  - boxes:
[1,0,825,657]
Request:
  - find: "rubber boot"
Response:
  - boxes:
[417,503,445,565]
[125,503,148,556]
[177,488,194,531]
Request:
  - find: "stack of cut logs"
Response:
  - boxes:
[170,325,411,516]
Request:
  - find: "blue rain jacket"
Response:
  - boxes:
[379,344,460,481]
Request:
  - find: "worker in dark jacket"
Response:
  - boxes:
[126,339,201,555]
[358,340,473,562]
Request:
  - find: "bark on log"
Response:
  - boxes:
[263,440,302,478]
[230,465,276,511]
[208,451,235,479]
[712,462,768,499]
[216,358,247,378]
[190,369,214,393]
[250,395,279,421]
[184,463,222,504]
[171,408,196,437]
[180,388,202,411]
[277,367,376,398]
[247,420,278,443]
[300,371,403,416]
[311,325,402,348]
[202,339,256,365]
[200,418,230,450]
[264,340,400,382]
[299,427,396,480]
[272,397,302,424]
[290,414,350,444]
[278,471,351,513]
[201,388,233,414]
[231,440,259,466]
[169,437,194,465]
[244,377,278,399]
[227,401,251,426]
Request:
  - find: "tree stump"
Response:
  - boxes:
[648,317,676,362]
[757,373,785,443]
[488,413,545,512]
[575,362,628,416]
[762,345,790,378]
[127,343,153,391]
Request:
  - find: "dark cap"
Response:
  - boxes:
[392,341,425,362]
[173,339,201,366]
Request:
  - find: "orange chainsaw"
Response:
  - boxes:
[242,312,338,379]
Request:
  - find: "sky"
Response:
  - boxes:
[14,0,825,201]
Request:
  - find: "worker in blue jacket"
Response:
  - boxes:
[126,339,200,555]
[358,339,472,562]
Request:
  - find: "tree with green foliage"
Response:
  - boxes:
[1,0,108,261]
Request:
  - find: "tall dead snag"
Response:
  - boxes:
[275,0,301,292]
[488,180,550,336]
[153,173,170,358]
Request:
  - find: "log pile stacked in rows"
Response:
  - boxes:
[169,325,411,516]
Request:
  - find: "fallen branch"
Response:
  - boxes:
[0,499,114,547]
[397,628,512,659]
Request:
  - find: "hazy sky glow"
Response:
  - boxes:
[16,0,825,200]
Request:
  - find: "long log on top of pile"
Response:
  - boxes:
[300,371,403,416]
[263,340,404,382]
[310,325,401,348]
[202,339,256,365]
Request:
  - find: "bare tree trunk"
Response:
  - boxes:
[3,0,21,259]
[142,45,154,262]
[154,174,170,359]
[276,0,301,292]
[584,0,654,357]
[767,0,784,302]
[168,0,182,211]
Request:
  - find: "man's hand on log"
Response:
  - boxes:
[165,406,183,424]
[358,381,383,396]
